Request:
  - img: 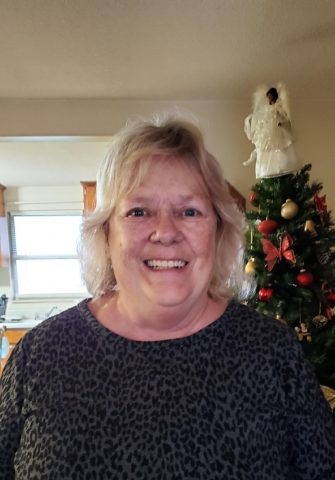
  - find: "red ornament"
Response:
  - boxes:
[258,287,273,302]
[257,219,279,235]
[250,191,259,207]
[313,192,327,222]
[296,270,314,288]
[326,291,335,307]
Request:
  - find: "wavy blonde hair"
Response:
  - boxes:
[79,114,253,300]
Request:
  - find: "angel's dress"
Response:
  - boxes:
[244,103,299,179]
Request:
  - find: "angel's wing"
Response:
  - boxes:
[276,82,291,120]
[252,85,268,112]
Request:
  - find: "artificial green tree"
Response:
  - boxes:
[245,164,335,389]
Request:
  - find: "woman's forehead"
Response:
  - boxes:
[124,156,207,194]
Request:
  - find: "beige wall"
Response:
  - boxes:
[0,98,333,212]
[293,100,335,215]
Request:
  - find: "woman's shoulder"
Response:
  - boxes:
[227,300,287,327]
[223,302,315,386]
[3,300,95,376]
[225,301,298,349]
[33,300,86,328]
[17,299,92,350]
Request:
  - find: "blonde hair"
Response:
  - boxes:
[79,114,253,300]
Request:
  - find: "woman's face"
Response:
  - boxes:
[108,156,218,313]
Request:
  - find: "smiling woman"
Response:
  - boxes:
[101,156,219,337]
[80,118,249,304]
[0,114,334,479]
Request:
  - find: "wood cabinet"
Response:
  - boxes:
[0,328,28,374]
[81,181,97,214]
[227,182,246,211]
[0,184,9,268]
[0,184,5,217]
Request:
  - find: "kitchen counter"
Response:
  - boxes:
[1,318,53,373]
[0,319,44,330]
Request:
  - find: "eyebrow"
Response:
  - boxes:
[123,194,205,204]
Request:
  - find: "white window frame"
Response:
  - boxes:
[8,211,85,300]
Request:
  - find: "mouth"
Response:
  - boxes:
[144,259,188,270]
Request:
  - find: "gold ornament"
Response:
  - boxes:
[304,219,317,237]
[245,257,257,274]
[321,385,335,413]
[281,199,299,219]
[299,322,312,342]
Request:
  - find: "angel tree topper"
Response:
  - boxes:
[243,83,300,179]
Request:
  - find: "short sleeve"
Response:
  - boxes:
[0,340,26,480]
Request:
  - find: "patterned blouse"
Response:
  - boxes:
[1,300,334,479]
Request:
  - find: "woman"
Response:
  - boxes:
[1,116,334,479]
[243,84,299,178]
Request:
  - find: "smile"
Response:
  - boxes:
[145,259,187,269]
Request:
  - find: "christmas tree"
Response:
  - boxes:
[245,164,335,389]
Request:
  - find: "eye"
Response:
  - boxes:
[126,208,147,217]
[183,208,200,217]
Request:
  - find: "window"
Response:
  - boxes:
[9,213,86,298]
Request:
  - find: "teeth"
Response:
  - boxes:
[146,260,186,269]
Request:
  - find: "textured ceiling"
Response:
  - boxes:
[0,0,334,100]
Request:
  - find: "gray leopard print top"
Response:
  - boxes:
[0,300,334,479]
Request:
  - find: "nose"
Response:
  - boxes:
[149,213,183,245]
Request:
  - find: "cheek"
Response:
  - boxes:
[108,232,125,265]
[109,230,144,263]
[192,223,217,255]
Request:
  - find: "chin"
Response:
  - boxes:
[146,287,203,309]
[150,295,188,308]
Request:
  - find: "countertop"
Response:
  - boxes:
[0,319,44,329]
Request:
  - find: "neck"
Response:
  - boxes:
[89,293,228,341]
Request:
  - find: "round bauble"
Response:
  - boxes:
[245,257,257,274]
[250,191,258,205]
[258,287,273,302]
[317,249,331,265]
[304,219,317,237]
[257,219,278,235]
[296,270,314,288]
[312,314,328,329]
[281,199,299,219]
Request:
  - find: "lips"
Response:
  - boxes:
[145,259,188,270]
